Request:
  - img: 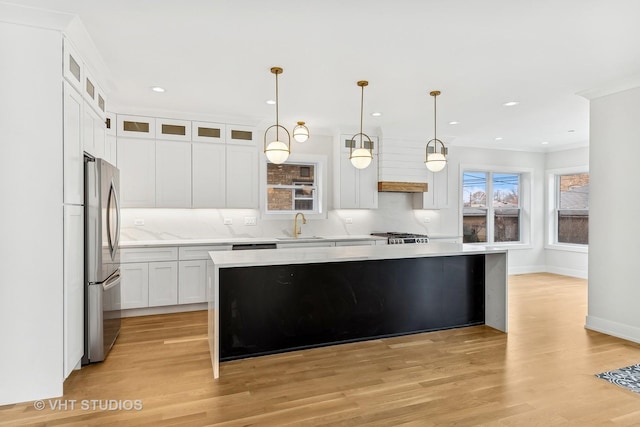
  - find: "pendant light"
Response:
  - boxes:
[293,121,309,142]
[264,67,290,164]
[349,80,374,169]
[425,90,448,172]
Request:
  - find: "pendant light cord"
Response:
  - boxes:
[359,84,364,146]
[275,71,280,140]
[433,93,437,141]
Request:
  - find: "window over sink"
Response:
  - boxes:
[260,153,327,219]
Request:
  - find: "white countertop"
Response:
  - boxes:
[119,234,386,248]
[208,242,506,268]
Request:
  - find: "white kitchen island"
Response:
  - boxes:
[207,242,508,378]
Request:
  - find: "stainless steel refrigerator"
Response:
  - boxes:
[84,157,121,364]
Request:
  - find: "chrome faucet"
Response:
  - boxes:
[293,212,307,238]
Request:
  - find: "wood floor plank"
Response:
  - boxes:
[2,273,640,426]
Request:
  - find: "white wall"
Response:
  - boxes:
[544,147,589,278]
[586,86,640,343]
[0,22,64,405]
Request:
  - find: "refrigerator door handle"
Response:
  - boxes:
[103,272,120,292]
[106,179,120,260]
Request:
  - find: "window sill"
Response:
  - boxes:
[545,243,588,254]
[464,242,533,250]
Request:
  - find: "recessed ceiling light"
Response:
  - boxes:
[371,112,382,117]
[151,86,165,93]
[568,129,575,133]
[448,121,459,125]
[265,99,276,105]
[541,141,549,145]
[503,101,519,107]
[495,137,503,141]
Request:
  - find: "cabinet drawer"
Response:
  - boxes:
[179,245,232,260]
[334,240,376,247]
[120,247,178,263]
[276,242,335,249]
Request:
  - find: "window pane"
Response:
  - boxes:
[494,208,520,242]
[558,210,589,244]
[559,174,589,209]
[558,173,589,244]
[493,174,519,208]
[267,188,293,211]
[267,163,314,185]
[463,209,487,243]
[463,172,487,243]
[463,172,487,207]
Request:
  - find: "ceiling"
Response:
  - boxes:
[12,0,640,151]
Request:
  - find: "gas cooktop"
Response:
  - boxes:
[371,232,429,244]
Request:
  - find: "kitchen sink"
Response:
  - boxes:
[275,236,325,241]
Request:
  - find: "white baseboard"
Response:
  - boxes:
[508,265,546,275]
[121,303,207,318]
[585,315,640,345]
[546,265,588,279]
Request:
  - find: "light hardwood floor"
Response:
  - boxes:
[2,273,640,426]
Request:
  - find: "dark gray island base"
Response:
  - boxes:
[208,243,508,378]
[220,255,485,361]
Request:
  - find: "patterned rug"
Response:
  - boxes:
[595,363,640,393]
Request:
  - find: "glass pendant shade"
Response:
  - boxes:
[425,152,447,172]
[293,121,309,142]
[350,148,373,169]
[265,140,290,164]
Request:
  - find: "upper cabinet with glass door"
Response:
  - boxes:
[63,38,83,94]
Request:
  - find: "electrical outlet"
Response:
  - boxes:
[423,217,431,223]
[244,216,257,226]
[134,219,145,226]
[345,217,353,224]
[223,218,232,225]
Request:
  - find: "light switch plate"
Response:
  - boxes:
[345,217,353,224]
[134,219,145,226]
[244,217,257,226]
[223,218,232,225]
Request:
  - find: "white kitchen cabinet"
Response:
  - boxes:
[83,101,105,159]
[156,118,191,141]
[177,245,230,304]
[148,261,178,307]
[63,37,83,93]
[192,143,226,208]
[178,260,207,304]
[226,124,255,146]
[117,137,156,207]
[192,121,226,143]
[335,135,378,209]
[63,205,83,379]
[63,81,84,205]
[413,166,450,210]
[116,114,156,139]
[121,262,149,309]
[155,140,192,208]
[226,145,259,208]
[105,134,117,166]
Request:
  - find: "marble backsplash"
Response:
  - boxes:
[120,193,451,241]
